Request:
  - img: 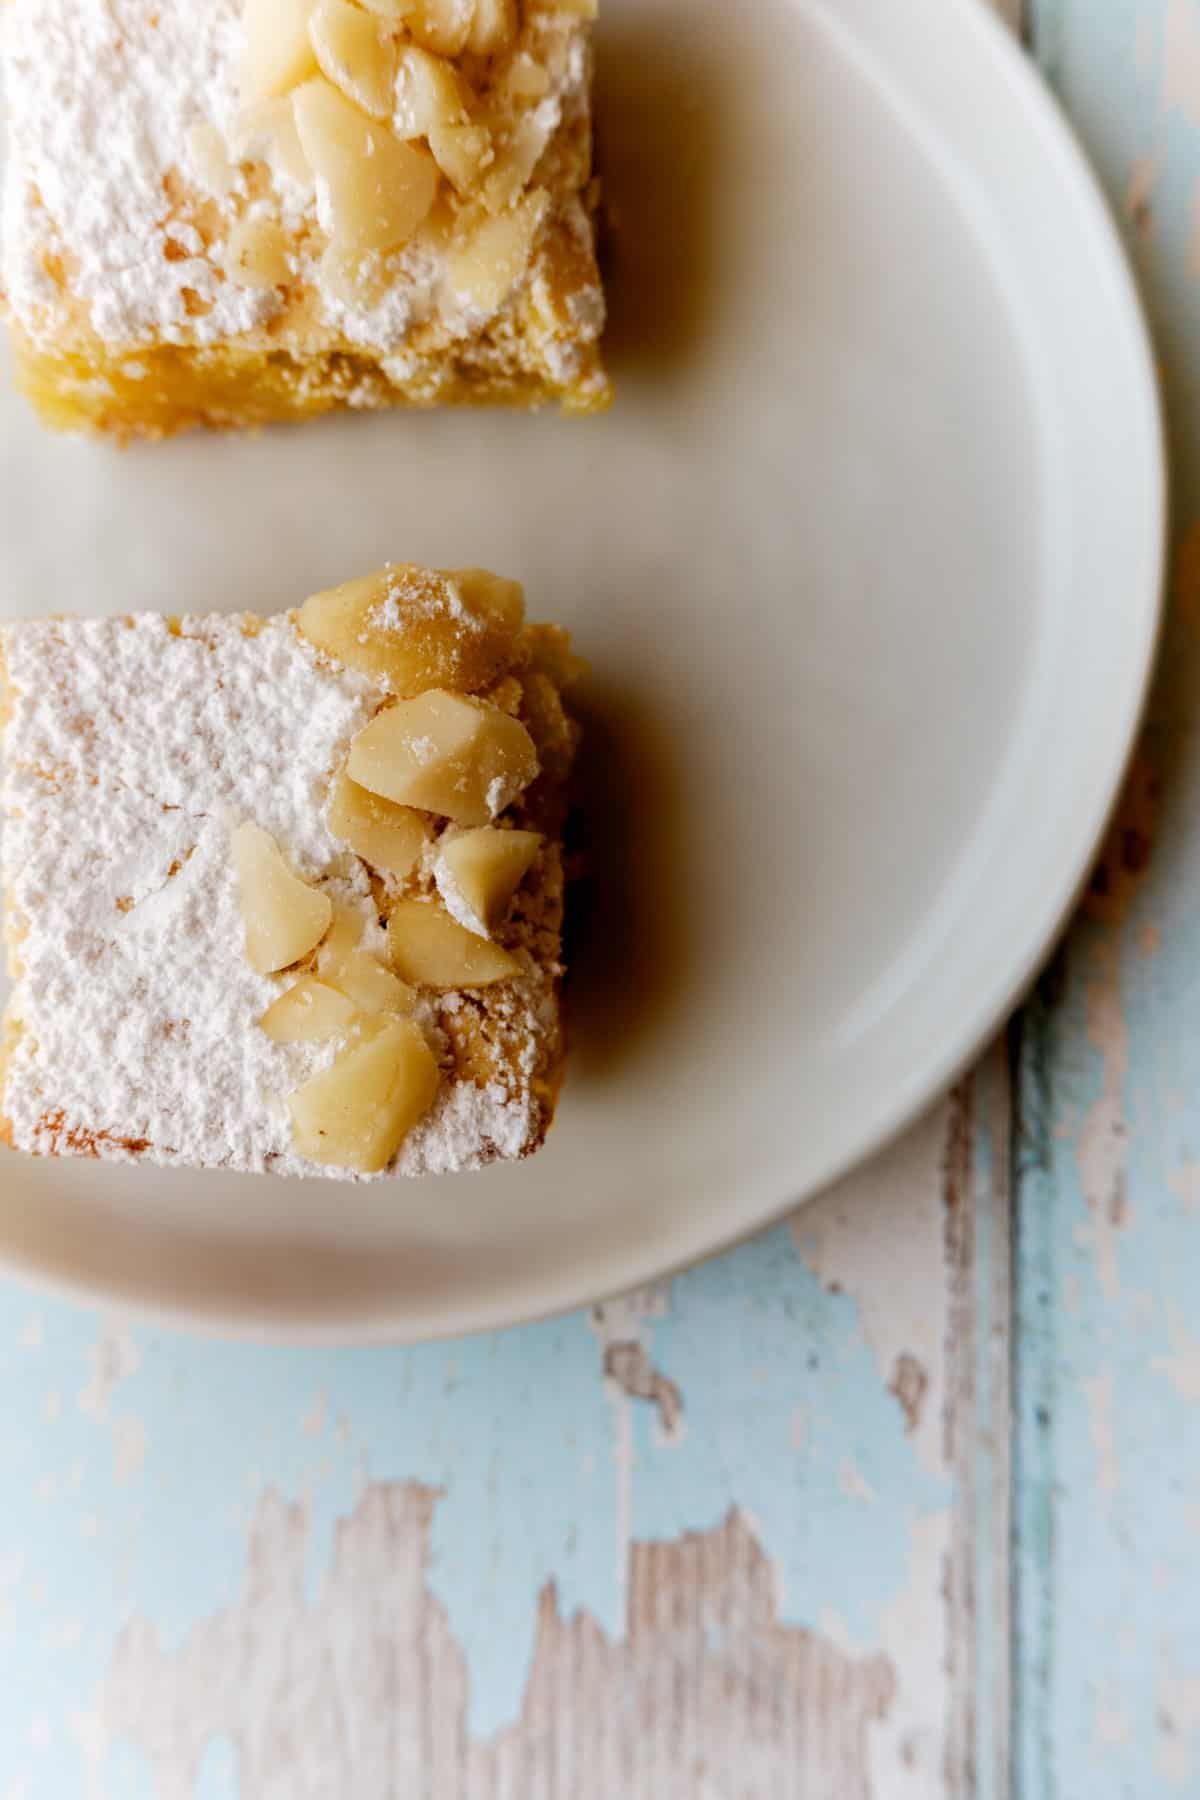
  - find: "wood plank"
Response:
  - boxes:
[1017,4,1200,1794]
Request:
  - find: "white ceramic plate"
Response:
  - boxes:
[0,0,1163,1339]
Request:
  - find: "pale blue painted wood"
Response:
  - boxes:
[1019,3,1200,1796]
[0,1225,948,1795]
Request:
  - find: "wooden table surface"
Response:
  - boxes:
[2,1,1196,1794]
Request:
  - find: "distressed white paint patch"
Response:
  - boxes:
[611,1390,633,1612]
[78,1326,140,1423]
[589,1281,671,1346]
[69,1700,109,1800]
[1152,1307,1200,1401]
[821,1509,952,1800]
[1169,1157,1200,1213]
[1083,1368,1118,1498]
[794,1101,948,1476]
[18,1317,42,1350]
[0,1554,25,1634]
[871,1510,951,1799]
[840,1458,877,1503]
[590,1280,680,1615]
[100,1488,894,1794]
[112,1415,147,1486]
[1094,1675,1132,1748]
[301,1390,327,1438]
[1164,0,1200,128]
[1158,1641,1200,1788]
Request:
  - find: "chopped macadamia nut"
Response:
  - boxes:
[347,689,537,825]
[318,901,367,967]
[387,898,521,987]
[309,0,398,119]
[232,823,333,974]
[392,45,469,138]
[468,0,518,56]
[435,826,540,937]
[225,213,293,288]
[260,976,360,1043]
[327,769,430,878]
[316,901,414,1013]
[326,946,414,1014]
[429,122,493,195]
[241,0,318,102]
[483,111,552,213]
[446,189,548,314]
[296,564,525,696]
[498,51,550,102]
[288,1016,440,1172]
[406,0,474,58]
[293,76,439,253]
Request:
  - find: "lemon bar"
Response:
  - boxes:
[1,0,610,440]
[0,567,580,1178]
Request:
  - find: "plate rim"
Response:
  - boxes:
[0,0,1167,1342]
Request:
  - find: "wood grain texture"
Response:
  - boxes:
[103,1491,897,1800]
[1015,3,1200,1795]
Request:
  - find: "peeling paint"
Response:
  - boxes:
[1164,0,1200,128]
[78,1328,140,1425]
[1151,1308,1200,1400]
[1168,1158,1200,1212]
[300,1391,326,1439]
[888,1353,929,1436]
[603,1342,684,1439]
[1094,1677,1132,1749]
[0,1143,970,1789]
[869,1511,954,1800]
[111,1417,146,1489]
[839,1459,877,1504]
[1157,1642,1200,1789]
[101,1486,896,1798]
[1082,1370,1118,1498]
[795,1101,950,1477]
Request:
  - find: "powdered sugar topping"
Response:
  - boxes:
[0,611,555,1179]
[0,0,595,354]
